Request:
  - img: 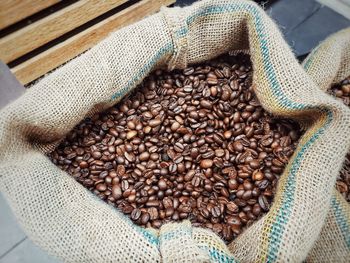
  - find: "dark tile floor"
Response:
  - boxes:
[0,0,349,262]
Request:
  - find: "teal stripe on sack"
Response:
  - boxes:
[126,214,160,245]
[160,226,192,241]
[303,47,319,71]
[266,109,332,262]
[198,245,237,263]
[172,2,334,261]
[331,196,350,248]
[160,227,238,262]
[138,228,160,246]
[110,2,334,260]
[243,4,333,262]
[173,3,306,110]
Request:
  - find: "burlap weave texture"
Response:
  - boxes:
[0,0,349,262]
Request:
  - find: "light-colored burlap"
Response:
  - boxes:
[0,0,349,262]
[302,28,350,263]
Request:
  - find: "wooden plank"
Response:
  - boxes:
[12,0,175,85]
[0,0,60,30]
[0,0,128,63]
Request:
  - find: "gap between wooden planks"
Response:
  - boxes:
[0,0,128,63]
[12,0,175,85]
[0,0,60,30]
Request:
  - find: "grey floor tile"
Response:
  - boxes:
[0,194,26,257]
[286,5,350,55]
[268,0,350,56]
[0,238,60,263]
[317,0,350,20]
[0,62,25,109]
[268,0,321,32]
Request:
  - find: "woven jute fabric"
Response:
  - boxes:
[0,0,349,262]
[302,28,350,263]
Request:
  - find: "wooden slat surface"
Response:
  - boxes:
[0,0,128,63]
[12,0,175,85]
[0,0,60,30]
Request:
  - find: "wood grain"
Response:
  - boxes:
[0,0,128,63]
[12,0,175,85]
[0,0,60,30]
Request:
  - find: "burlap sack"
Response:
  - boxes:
[0,0,349,262]
[302,28,350,262]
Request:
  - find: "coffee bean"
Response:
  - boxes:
[121,180,129,191]
[131,208,141,220]
[158,179,167,191]
[96,183,107,192]
[148,207,159,220]
[171,121,181,131]
[183,67,194,75]
[79,161,89,169]
[249,160,260,169]
[146,200,159,207]
[228,179,239,190]
[185,170,195,181]
[192,176,202,187]
[211,206,221,217]
[124,152,135,163]
[139,152,149,162]
[165,207,175,217]
[174,142,184,152]
[258,195,269,211]
[226,202,239,213]
[200,208,210,218]
[126,130,138,140]
[215,149,225,157]
[122,205,134,214]
[141,212,150,224]
[50,53,302,244]
[252,170,264,181]
[233,141,243,152]
[200,159,213,169]
[149,118,162,128]
[200,100,212,109]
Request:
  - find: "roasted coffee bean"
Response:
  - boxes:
[258,195,269,211]
[139,152,150,161]
[131,208,141,220]
[112,184,122,199]
[141,212,150,224]
[79,161,89,169]
[96,183,107,192]
[158,179,167,191]
[233,141,244,152]
[149,118,162,128]
[121,180,129,191]
[211,206,222,217]
[252,170,264,181]
[227,216,241,226]
[49,53,302,244]
[228,179,239,190]
[146,200,160,207]
[148,207,159,220]
[226,202,239,213]
[185,170,195,181]
[200,159,213,169]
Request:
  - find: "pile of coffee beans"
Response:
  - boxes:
[50,53,302,243]
[328,76,350,202]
